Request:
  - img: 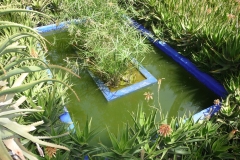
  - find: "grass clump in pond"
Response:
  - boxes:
[67,0,149,88]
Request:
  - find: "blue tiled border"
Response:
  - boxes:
[36,18,228,126]
[35,20,157,128]
[129,19,227,122]
[35,21,157,101]
[88,58,157,101]
[129,19,228,98]
[35,19,84,33]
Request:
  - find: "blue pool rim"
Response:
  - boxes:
[128,19,228,122]
[88,58,157,101]
[129,19,228,99]
[35,19,84,33]
[35,19,227,127]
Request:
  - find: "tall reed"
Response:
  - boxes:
[67,0,149,87]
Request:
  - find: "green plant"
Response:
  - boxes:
[0,75,70,160]
[0,0,74,26]
[126,76,239,159]
[213,91,240,137]
[225,74,240,97]
[122,0,240,85]
[95,123,146,159]
[31,0,50,12]
[3,1,240,159]
[219,94,240,118]
[0,7,81,159]
[129,106,159,159]
[69,117,101,159]
[217,75,240,121]
[67,0,149,88]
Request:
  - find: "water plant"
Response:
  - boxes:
[2,1,240,159]
[67,0,149,88]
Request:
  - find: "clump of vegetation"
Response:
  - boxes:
[67,0,149,88]
[121,0,240,87]
[0,0,71,27]
[0,6,81,159]
[91,79,240,159]
[1,0,240,159]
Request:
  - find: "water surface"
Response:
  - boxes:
[45,31,219,144]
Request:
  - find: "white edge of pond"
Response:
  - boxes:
[35,19,226,130]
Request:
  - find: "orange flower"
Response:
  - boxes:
[158,124,172,137]
[45,146,57,158]
[143,92,153,101]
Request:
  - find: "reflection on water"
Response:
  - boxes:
[45,32,219,144]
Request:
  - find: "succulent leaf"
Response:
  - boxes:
[0,79,80,101]
[0,109,44,117]
[0,66,49,81]
[1,118,69,151]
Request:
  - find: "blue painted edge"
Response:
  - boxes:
[127,18,227,122]
[88,58,157,101]
[35,19,85,33]
[59,107,74,130]
[35,22,75,130]
[192,104,221,123]
[36,18,227,133]
[129,19,228,99]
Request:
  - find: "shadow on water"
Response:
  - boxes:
[143,46,219,122]
[44,31,219,145]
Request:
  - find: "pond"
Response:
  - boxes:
[44,31,218,145]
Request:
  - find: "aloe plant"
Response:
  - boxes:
[218,76,240,119]
[129,106,159,159]
[68,117,101,159]
[219,94,238,118]
[95,123,146,159]
[0,75,70,160]
[0,0,72,27]
[123,0,240,86]
[0,7,81,159]
[215,93,240,134]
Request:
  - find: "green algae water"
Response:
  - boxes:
[44,31,219,145]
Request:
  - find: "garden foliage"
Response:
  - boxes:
[1,0,240,159]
